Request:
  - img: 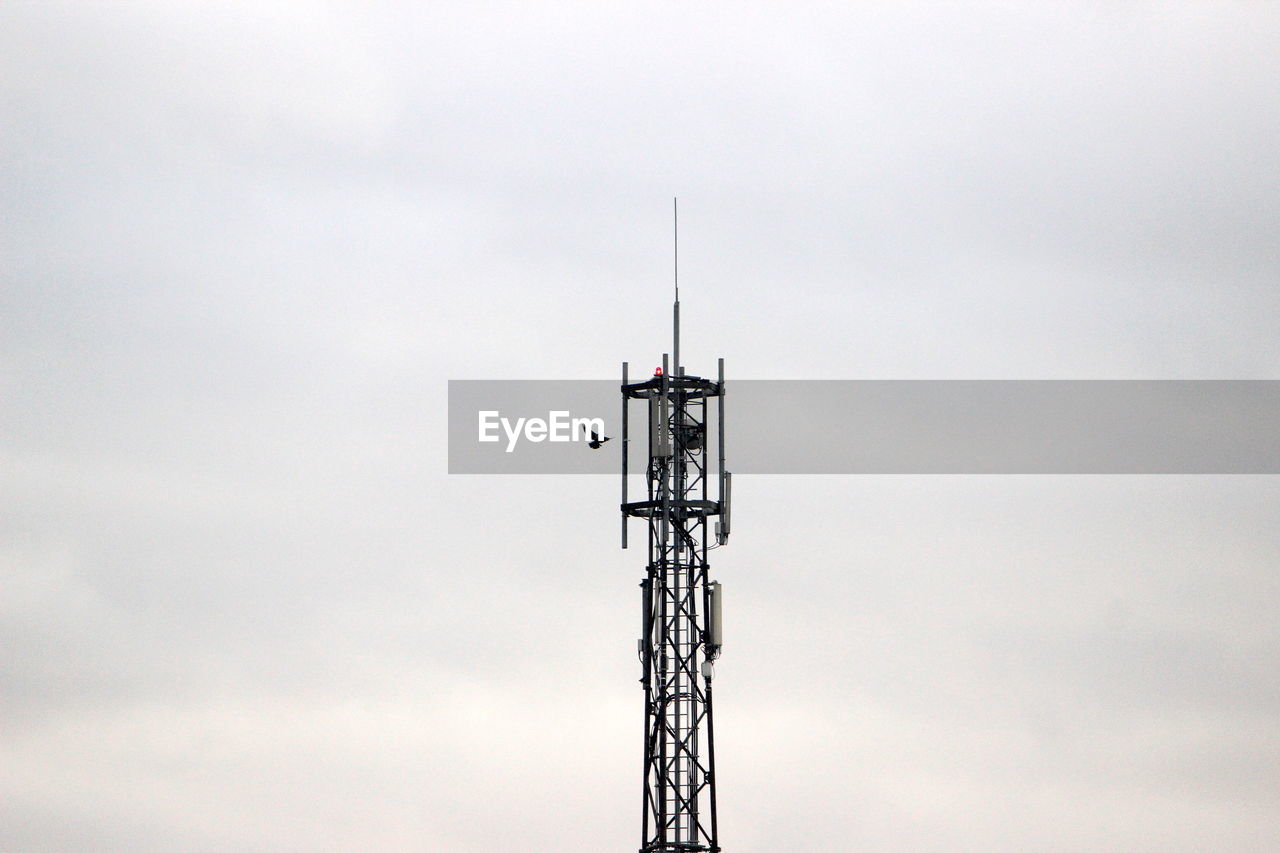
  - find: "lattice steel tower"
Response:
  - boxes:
[620,202,731,853]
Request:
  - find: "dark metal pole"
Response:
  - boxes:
[673,198,680,377]
[657,352,670,850]
[705,675,720,853]
[622,361,629,549]
[640,574,652,851]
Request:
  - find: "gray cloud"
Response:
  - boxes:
[3,2,1279,851]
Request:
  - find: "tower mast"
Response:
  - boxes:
[621,201,731,853]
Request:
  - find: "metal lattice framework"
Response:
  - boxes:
[622,356,730,853]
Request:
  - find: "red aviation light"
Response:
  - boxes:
[654,367,664,376]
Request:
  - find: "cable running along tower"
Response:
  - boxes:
[621,201,731,853]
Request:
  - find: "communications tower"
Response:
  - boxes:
[620,204,731,853]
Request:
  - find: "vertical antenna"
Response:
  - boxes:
[673,197,681,377]
[619,206,729,853]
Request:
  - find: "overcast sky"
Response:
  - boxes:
[3,2,1279,851]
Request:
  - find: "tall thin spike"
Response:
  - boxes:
[673,197,680,376]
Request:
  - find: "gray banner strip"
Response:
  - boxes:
[448,380,1280,474]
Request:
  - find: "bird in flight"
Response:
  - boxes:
[582,424,612,449]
